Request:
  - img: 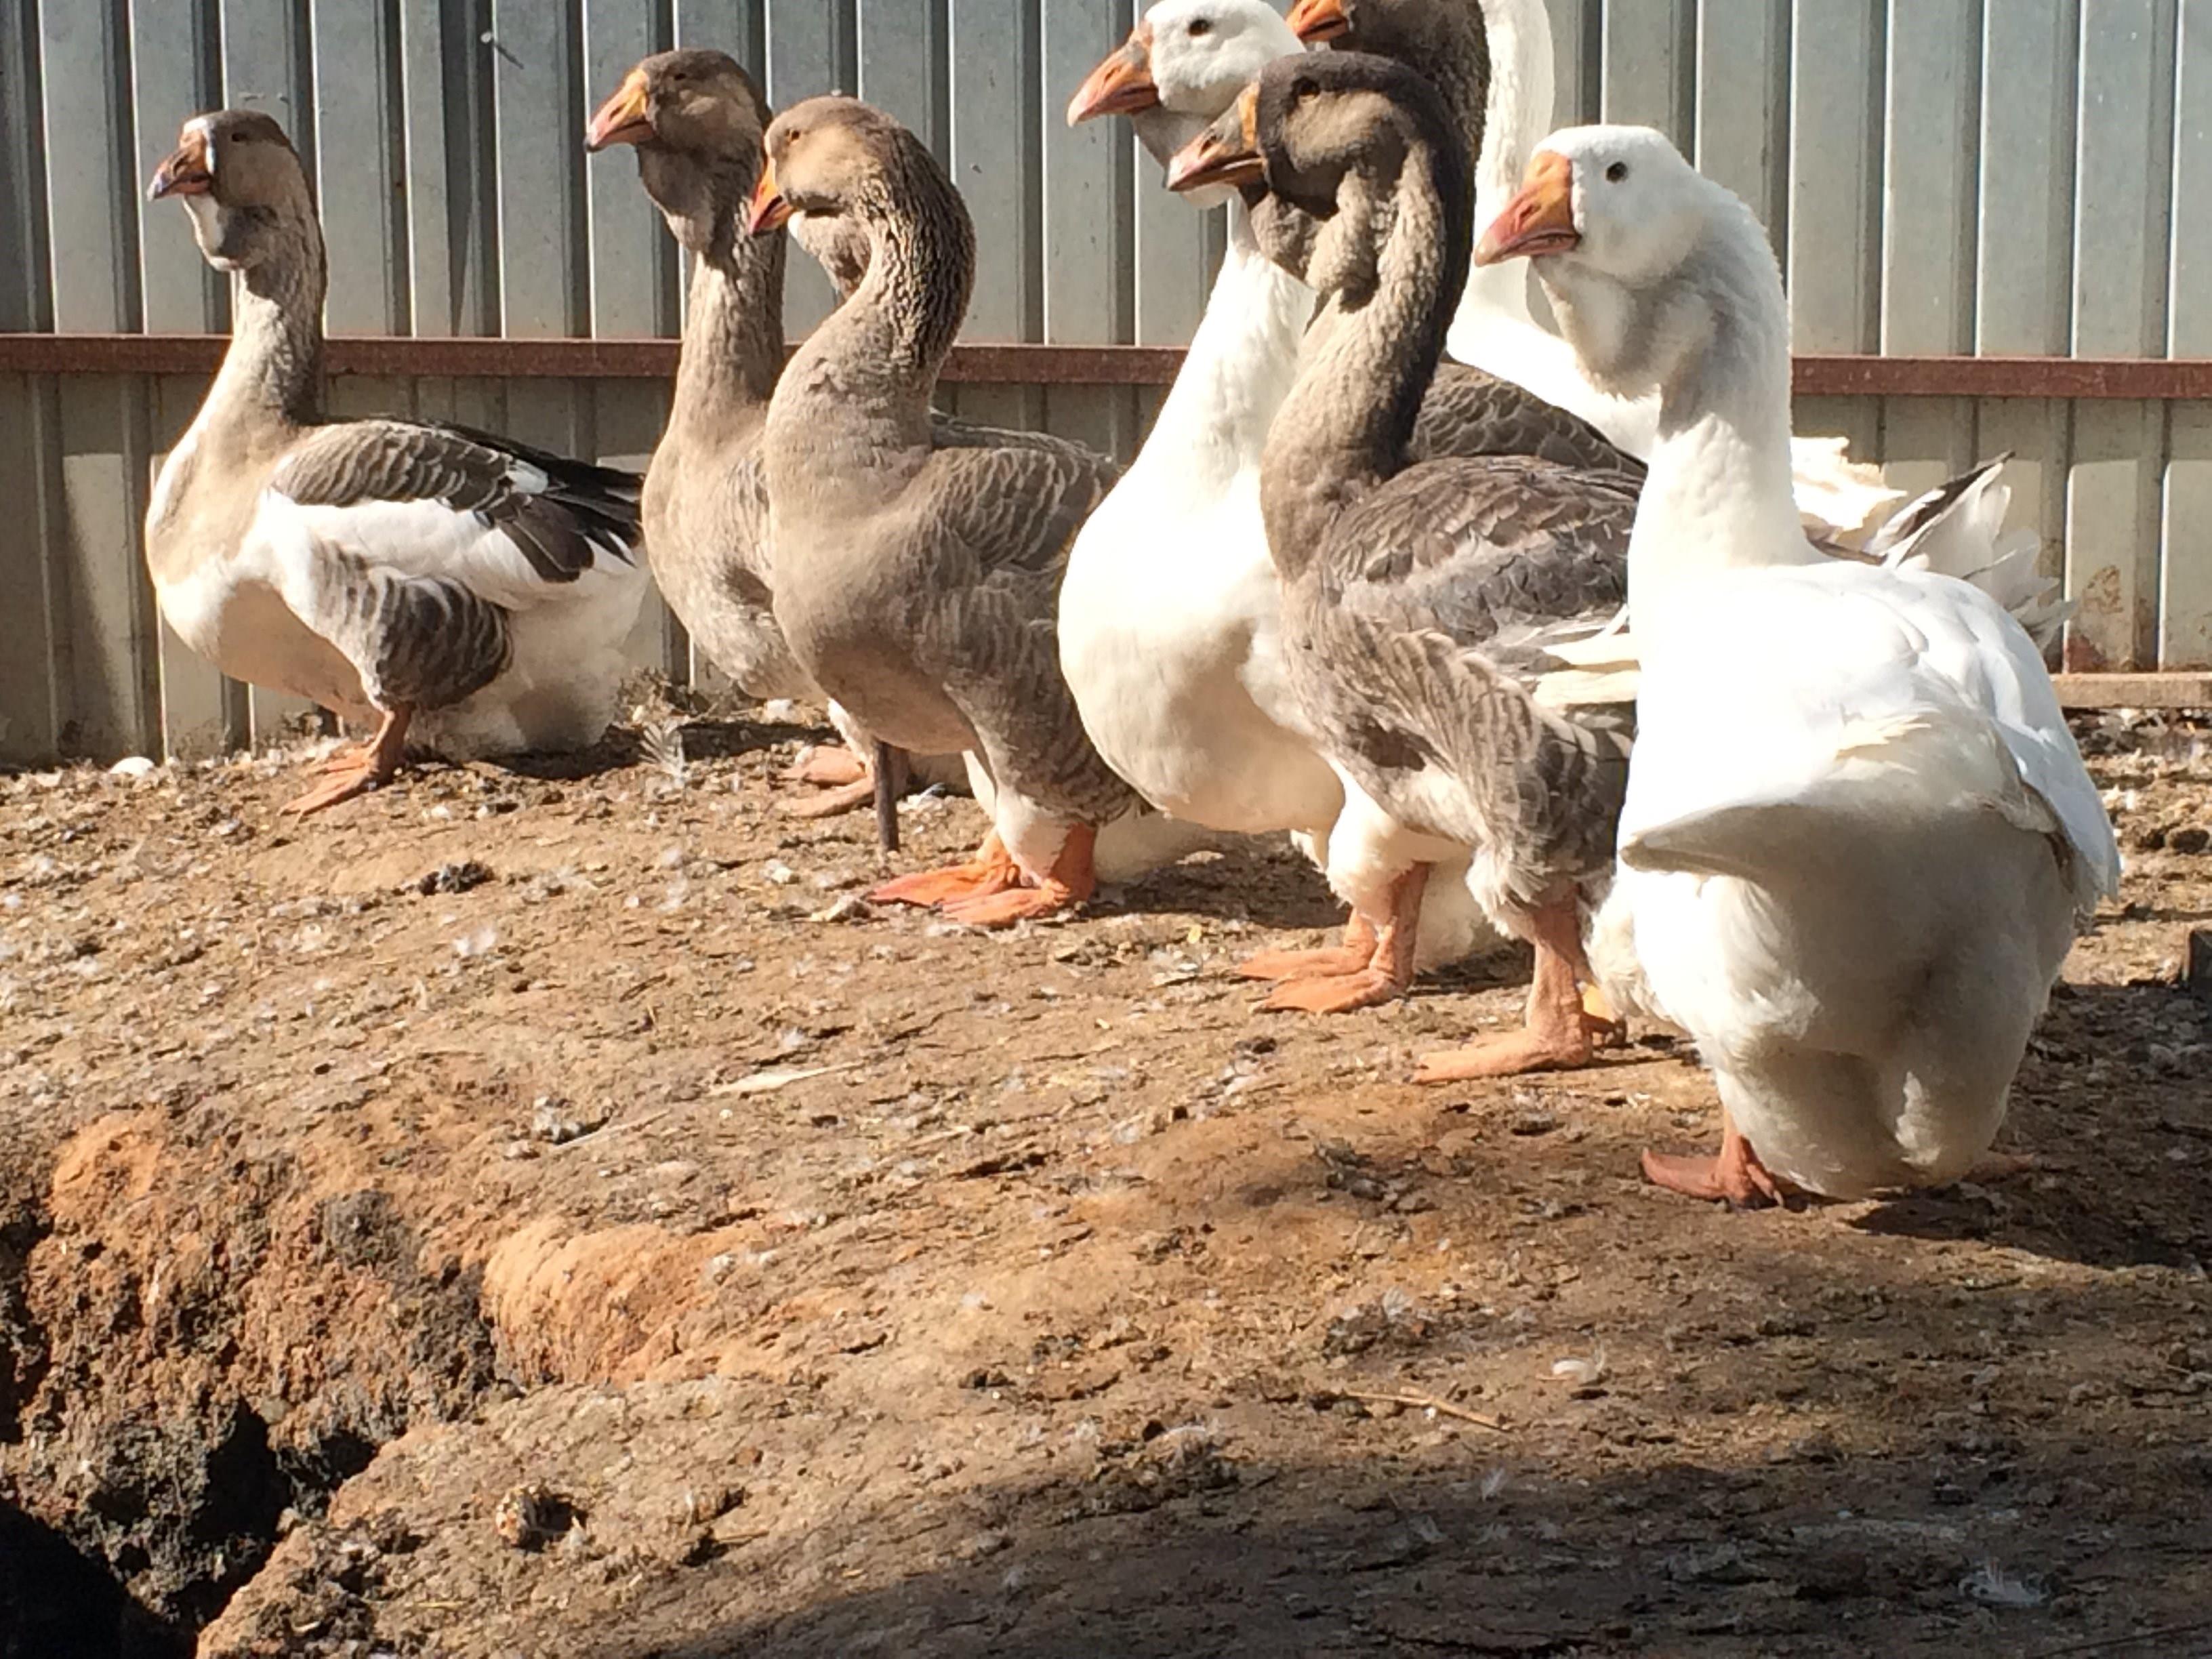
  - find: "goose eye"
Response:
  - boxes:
[1188,17,1212,35]
[1605,161,1628,183]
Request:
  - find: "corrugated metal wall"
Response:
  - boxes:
[0,0,2206,764]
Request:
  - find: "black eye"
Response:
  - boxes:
[1188,16,1212,35]
[1290,75,1317,102]
[1605,161,1628,183]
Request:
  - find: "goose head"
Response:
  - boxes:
[1067,0,1305,204]
[1475,125,1776,401]
[1169,52,1462,307]
[752,98,931,238]
[587,49,781,259]
[1285,0,1489,144]
[148,110,313,273]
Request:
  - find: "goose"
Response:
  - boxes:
[1170,54,1641,1073]
[1284,0,1948,548]
[751,96,1202,926]
[1062,1,1639,1004]
[145,112,647,813]
[586,51,965,826]
[1477,127,2120,1201]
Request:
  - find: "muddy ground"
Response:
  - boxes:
[1,704,2208,1659]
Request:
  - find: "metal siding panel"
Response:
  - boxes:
[1786,0,1881,352]
[2,14,59,759]
[1881,0,1976,356]
[2068,0,2175,671]
[2165,8,2212,665]
[41,1,160,758]
[492,0,586,454]
[2071,0,2175,357]
[765,1,843,331]
[2164,402,2212,667]
[857,0,942,146]
[1601,0,1689,139]
[1694,0,1790,235]
[584,0,671,337]
[2067,400,2163,670]
[675,0,764,62]
[1549,0,1598,127]
[314,2,413,429]
[1040,1,1132,457]
[0,379,66,763]
[1977,0,2077,354]
[948,0,1040,428]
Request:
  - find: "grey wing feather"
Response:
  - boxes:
[1298,456,1639,905]
[1416,365,1646,482]
[907,434,1133,822]
[275,419,642,581]
[308,550,513,712]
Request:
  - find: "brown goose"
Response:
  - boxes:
[144,111,646,813]
[748,97,1146,926]
[586,50,961,825]
[1170,54,1635,1077]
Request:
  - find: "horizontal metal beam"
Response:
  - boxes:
[5,333,2212,397]
[2050,673,2212,710]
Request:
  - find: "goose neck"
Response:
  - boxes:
[1261,150,1465,578]
[1136,197,1313,475]
[1460,0,1555,330]
[207,220,326,438]
[670,230,786,434]
[1629,224,1815,621]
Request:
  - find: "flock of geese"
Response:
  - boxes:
[140,0,2121,1209]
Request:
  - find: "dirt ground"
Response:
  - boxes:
[1,703,2209,1659]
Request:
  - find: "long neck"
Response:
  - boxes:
[1130,196,1313,482]
[1629,220,1816,621]
[1460,0,1554,329]
[669,223,786,436]
[205,226,326,440]
[786,176,968,443]
[1262,154,1463,578]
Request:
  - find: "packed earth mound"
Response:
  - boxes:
[2,708,2209,1658]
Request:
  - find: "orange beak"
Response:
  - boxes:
[1474,150,1579,265]
[1067,24,1158,125]
[586,67,655,151]
[1284,0,1353,44]
[1166,85,1265,194]
[148,128,213,201]
[745,157,793,234]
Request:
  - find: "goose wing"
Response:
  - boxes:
[255,419,644,712]
[905,431,1131,820]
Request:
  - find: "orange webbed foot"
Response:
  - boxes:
[284,760,386,816]
[1641,1141,1793,1210]
[782,777,878,819]
[1235,943,1378,983]
[1412,1024,1597,1084]
[1261,967,1407,1015]
[937,882,1077,928]
[869,833,1020,909]
[782,745,867,788]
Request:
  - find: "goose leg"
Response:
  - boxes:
[937,824,1098,928]
[1641,1107,1791,1209]
[1412,898,1609,1080]
[1235,912,1381,984]
[1261,865,1427,1014]
[285,705,411,816]
[869,830,1021,909]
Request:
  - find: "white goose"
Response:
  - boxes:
[1061,0,1506,981]
[1287,0,1922,547]
[146,112,647,813]
[1478,128,2120,1202]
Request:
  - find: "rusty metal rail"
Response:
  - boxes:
[5,334,2212,396]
